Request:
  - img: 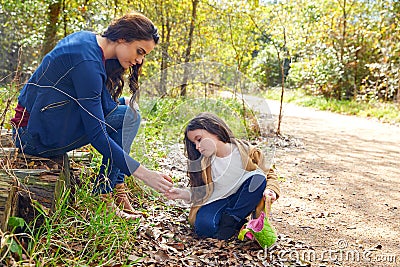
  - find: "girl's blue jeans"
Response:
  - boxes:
[13,105,140,194]
[194,174,267,238]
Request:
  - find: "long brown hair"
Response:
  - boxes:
[102,12,160,108]
[184,112,235,188]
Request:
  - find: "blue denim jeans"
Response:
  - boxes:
[93,105,141,193]
[194,174,267,238]
[13,105,140,194]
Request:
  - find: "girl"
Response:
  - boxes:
[11,12,173,219]
[165,112,280,240]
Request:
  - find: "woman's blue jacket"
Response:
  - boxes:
[16,31,140,175]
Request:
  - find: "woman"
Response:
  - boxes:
[11,12,173,219]
[165,112,280,239]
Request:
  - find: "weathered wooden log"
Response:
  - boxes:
[67,150,92,163]
[0,128,89,231]
[0,129,13,147]
[0,174,17,231]
[0,153,71,231]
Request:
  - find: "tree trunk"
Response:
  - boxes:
[276,27,287,136]
[159,0,172,96]
[180,0,199,96]
[62,0,68,37]
[397,78,400,106]
[41,0,62,57]
[353,45,360,100]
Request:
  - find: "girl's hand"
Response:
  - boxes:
[264,189,277,202]
[165,188,191,202]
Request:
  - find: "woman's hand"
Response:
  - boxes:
[164,188,191,202]
[264,189,277,203]
[133,165,173,193]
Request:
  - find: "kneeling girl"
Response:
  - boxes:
[165,112,280,240]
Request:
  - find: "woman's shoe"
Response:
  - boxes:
[100,193,140,220]
[114,183,137,214]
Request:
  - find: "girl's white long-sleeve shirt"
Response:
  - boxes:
[202,145,265,205]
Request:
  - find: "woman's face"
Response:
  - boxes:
[115,39,156,69]
[187,129,224,157]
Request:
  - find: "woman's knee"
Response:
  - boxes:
[106,105,141,131]
[123,106,141,127]
[121,108,141,149]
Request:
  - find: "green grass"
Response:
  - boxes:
[0,84,20,130]
[2,180,143,266]
[262,88,400,125]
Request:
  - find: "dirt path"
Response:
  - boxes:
[244,95,400,266]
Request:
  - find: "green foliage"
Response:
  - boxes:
[0,0,49,81]
[249,0,399,102]
[360,62,400,102]
[7,217,25,229]
[0,83,19,129]
[5,217,26,258]
[250,46,281,87]
[1,0,399,263]
[288,45,344,98]
[1,178,143,266]
[1,0,399,103]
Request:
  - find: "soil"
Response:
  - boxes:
[244,95,400,267]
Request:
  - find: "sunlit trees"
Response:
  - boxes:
[0,0,398,102]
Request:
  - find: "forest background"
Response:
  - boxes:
[1,0,399,111]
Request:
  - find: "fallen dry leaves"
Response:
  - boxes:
[120,197,312,266]
[120,143,311,267]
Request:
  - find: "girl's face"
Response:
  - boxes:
[187,129,224,157]
[115,39,156,69]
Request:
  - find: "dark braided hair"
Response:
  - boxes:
[102,12,160,108]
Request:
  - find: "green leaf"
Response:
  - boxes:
[8,216,25,228]
[9,238,22,256]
